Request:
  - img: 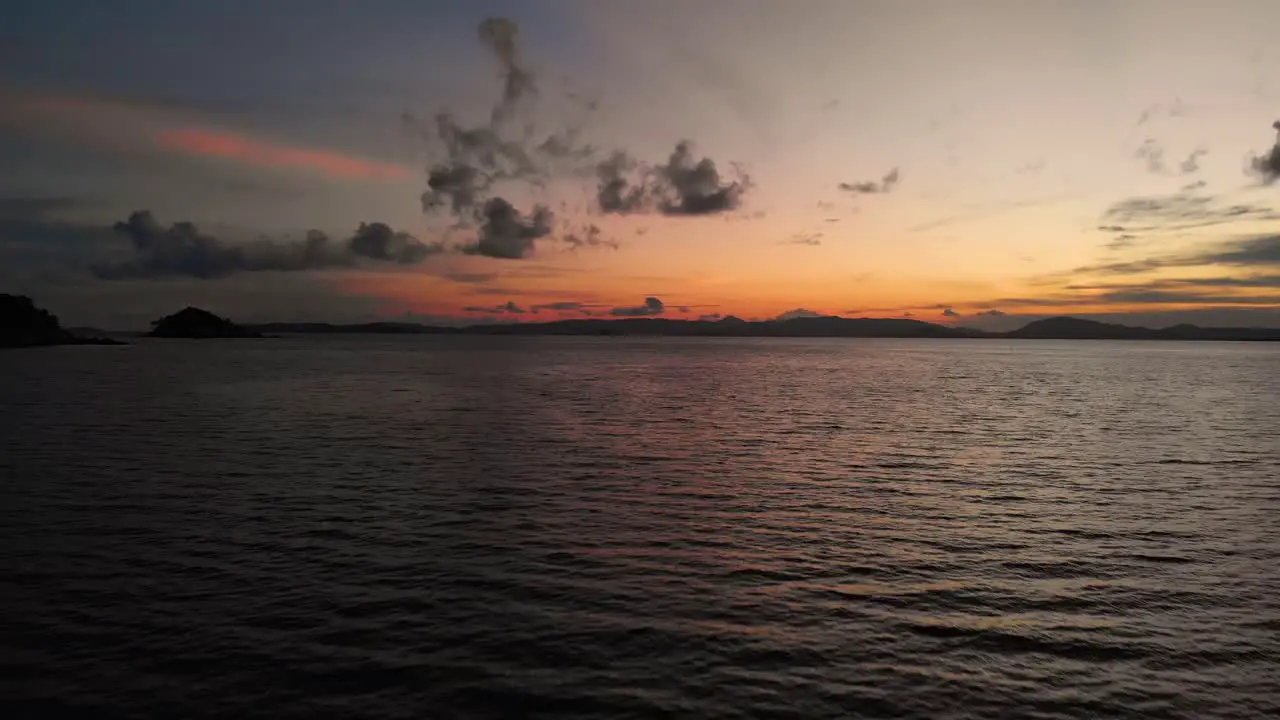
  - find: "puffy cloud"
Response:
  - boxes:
[407,17,754,259]
[1247,120,1280,184]
[92,211,439,280]
[458,198,554,259]
[594,142,750,216]
[610,296,664,316]
[941,307,960,318]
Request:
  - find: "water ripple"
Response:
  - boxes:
[1,336,1278,718]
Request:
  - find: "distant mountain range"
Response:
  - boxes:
[246,315,1280,342]
[9,295,1279,347]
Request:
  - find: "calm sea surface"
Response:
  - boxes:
[1,336,1277,718]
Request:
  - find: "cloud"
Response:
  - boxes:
[561,222,618,250]
[594,142,751,216]
[458,198,554,259]
[775,308,825,321]
[1134,138,1167,174]
[698,313,722,321]
[156,128,409,181]
[1099,193,1279,233]
[610,296,664,316]
[464,300,526,314]
[838,167,900,194]
[941,307,960,318]
[348,222,438,264]
[781,231,822,246]
[406,17,753,259]
[1075,234,1280,278]
[1105,233,1140,250]
[1247,120,1280,184]
[477,17,536,127]
[975,309,1005,316]
[1179,147,1208,175]
[91,211,440,280]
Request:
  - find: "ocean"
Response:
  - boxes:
[1,336,1277,718]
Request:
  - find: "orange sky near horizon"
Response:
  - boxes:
[3,1,1280,329]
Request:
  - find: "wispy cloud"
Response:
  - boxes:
[156,128,410,181]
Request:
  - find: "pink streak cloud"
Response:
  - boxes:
[156,128,410,181]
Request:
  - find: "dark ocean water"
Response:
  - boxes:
[1,336,1278,719]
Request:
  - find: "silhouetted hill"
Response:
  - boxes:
[149,307,264,338]
[1,294,126,348]
[1007,317,1156,339]
[1007,316,1280,341]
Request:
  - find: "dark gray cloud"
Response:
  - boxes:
[92,211,439,280]
[839,167,900,195]
[1247,120,1280,184]
[477,17,535,127]
[407,18,753,258]
[458,198,554,259]
[941,307,960,318]
[698,313,722,321]
[610,296,664,317]
[594,142,751,216]
[348,222,438,264]
[975,309,1005,316]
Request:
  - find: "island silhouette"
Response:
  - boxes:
[0,294,125,348]
[148,307,265,339]
[6,295,1280,347]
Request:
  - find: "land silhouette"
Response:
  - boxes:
[148,307,265,339]
[251,314,1280,341]
[0,294,125,348]
[6,296,1280,347]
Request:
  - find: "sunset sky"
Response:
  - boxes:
[4,0,1280,329]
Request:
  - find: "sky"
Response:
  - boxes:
[3,0,1280,329]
